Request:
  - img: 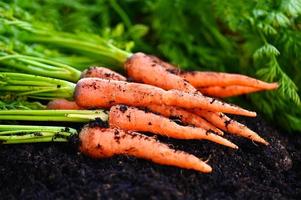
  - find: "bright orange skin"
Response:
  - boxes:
[109,105,238,149]
[181,71,278,89]
[194,110,268,145]
[125,52,196,92]
[79,126,212,173]
[198,86,266,98]
[146,104,223,135]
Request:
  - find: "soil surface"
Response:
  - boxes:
[0,115,300,200]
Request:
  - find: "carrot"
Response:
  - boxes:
[78,67,223,134]
[125,52,196,92]
[145,104,223,135]
[198,85,266,98]
[81,66,127,81]
[108,105,238,149]
[74,78,256,117]
[194,110,268,145]
[47,99,83,110]
[180,71,279,89]
[79,126,212,173]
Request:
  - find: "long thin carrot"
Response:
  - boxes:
[47,99,83,110]
[79,126,212,173]
[81,66,127,81]
[74,78,256,117]
[181,71,279,89]
[145,104,223,135]
[198,85,267,98]
[194,110,268,145]
[108,105,238,149]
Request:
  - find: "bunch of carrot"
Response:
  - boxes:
[0,50,279,173]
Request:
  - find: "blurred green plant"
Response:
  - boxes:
[0,0,300,132]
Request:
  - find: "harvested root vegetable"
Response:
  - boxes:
[0,125,212,173]
[145,104,223,135]
[125,52,196,92]
[79,126,212,173]
[47,99,83,110]
[74,78,256,117]
[194,110,268,145]
[180,71,278,89]
[81,66,127,81]
[109,105,238,149]
[198,86,266,98]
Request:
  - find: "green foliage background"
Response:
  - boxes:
[1,0,301,132]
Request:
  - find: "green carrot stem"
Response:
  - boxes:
[0,125,77,144]
[0,109,108,122]
[0,73,75,100]
[27,36,132,66]
[2,137,67,144]
[0,54,81,82]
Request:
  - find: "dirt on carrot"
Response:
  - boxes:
[145,104,223,135]
[81,66,127,81]
[108,105,238,149]
[74,78,256,117]
[79,126,212,173]
[194,110,268,145]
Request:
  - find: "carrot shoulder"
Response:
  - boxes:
[181,71,278,89]
[74,78,256,117]
[79,126,212,173]
[109,105,238,149]
[198,85,266,98]
[81,66,127,81]
[194,110,268,145]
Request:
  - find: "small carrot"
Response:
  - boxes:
[194,110,268,145]
[180,71,279,90]
[145,104,223,135]
[81,66,127,81]
[198,85,267,98]
[74,78,256,117]
[109,105,238,149]
[47,99,83,110]
[79,126,212,173]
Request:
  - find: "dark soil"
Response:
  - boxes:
[0,115,300,200]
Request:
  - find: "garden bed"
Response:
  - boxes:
[0,115,300,199]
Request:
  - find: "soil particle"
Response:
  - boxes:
[0,115,300,199]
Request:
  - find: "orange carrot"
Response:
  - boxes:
[194,110,268,145]
[147,54,179,70]
[180,71,278,89]
[47,99,83,110]
[198,85,266,98]
[74,78,256,117]
[81,66,127,81]
[125,52,196,92]
[79,126,212,173]
[109,105,238,149]
[145,104,223,135]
